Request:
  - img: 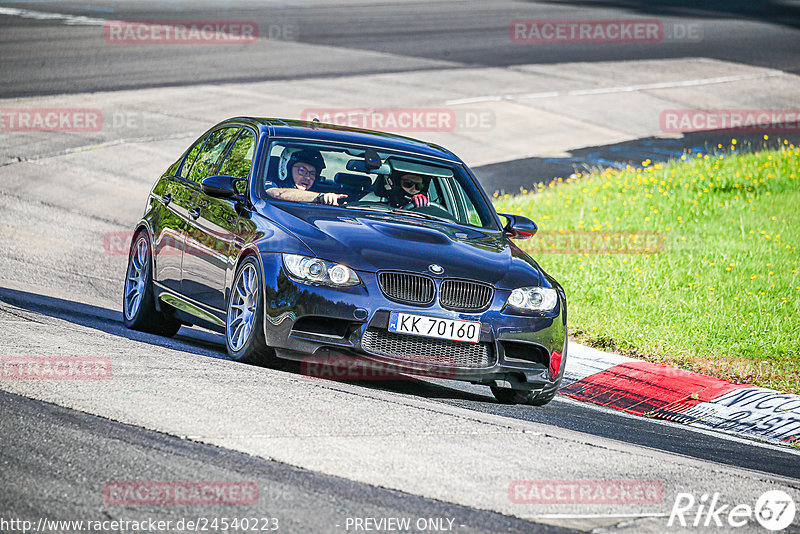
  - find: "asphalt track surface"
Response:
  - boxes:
[2,1,800,532]
[1,0,800,97]
[1,287,799,533]
[0,389,570,534]
[3,287,799,481]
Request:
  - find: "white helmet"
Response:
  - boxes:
[278,146,302,182]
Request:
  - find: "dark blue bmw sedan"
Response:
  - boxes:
[123,117,567,405]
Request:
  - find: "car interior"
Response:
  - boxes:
[262,142,489,228]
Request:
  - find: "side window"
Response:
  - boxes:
[219,129,256,194]
[187,127,240,183]
[435,178,458,218]
[178,134,208,179]
[428,179,444,205]
[458,187,482,226]
[441,176,481,227]
[452,175,493,228]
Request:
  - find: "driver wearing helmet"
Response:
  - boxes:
[265,148,346,205]
[378,171,430,208]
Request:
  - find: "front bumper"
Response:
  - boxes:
[262,257,567,391]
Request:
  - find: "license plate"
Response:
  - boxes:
[388,312,480,343]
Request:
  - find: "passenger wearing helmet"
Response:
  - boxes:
[265,148,346,205]
[377,171,430,208]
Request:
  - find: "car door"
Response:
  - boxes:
[180,126,244,313]
[152,133,207,292]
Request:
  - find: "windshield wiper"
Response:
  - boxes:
[343,204,393,213]
[387,208,452,223]
[344,203,453,224]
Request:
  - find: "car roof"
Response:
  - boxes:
[218,117,462,163]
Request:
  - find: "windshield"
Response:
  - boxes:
[259,140,499,230]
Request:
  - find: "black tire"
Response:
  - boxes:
[490,385,557,406]
[528,387,558,406]
[225,256,277,366]
[122,231,182,337]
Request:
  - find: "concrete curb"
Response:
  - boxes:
[564,342,800,449]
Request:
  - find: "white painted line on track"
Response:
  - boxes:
[531,513,668,519]
[0,7,106,26]
[0,7,265,42]
[0,132,194,168]
[378,373,800,460]
[556,394,800,457]
[445,71,786,105]
[183,431,536,440]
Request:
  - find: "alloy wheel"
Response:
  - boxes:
[124,236,148,320]
[227,263,259,351]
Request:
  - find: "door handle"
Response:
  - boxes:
[161,194,172,206]
[188,208,200,220]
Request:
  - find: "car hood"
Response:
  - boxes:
[261,203,544,288]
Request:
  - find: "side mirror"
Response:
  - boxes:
[499,213,537,239]
[201,174,243,199]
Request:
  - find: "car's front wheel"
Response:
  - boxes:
[123,231,182,337]
[226,256,276,366]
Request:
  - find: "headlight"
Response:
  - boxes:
[506,287,558,312]
[282,254,360,287]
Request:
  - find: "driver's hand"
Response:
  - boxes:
[411,193,429,207]
[321,193,348,205]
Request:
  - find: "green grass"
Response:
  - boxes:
[493,140,800,393]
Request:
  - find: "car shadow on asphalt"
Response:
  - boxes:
[474,130,800,195]
[0,286,495,404]
[541,0,800,31]
[276,359,495,403]
[0,286,229,360]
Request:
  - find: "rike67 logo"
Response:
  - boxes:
[668,490,796,531]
